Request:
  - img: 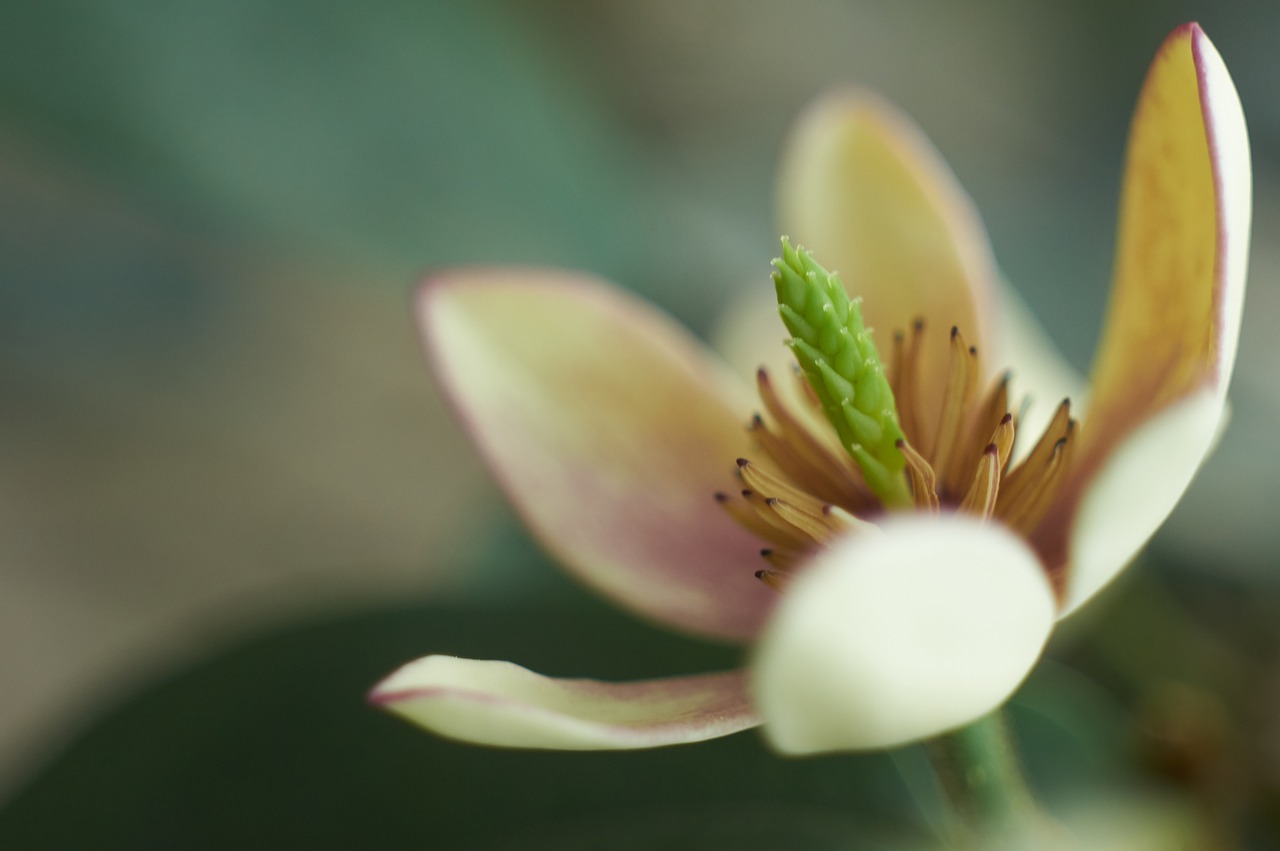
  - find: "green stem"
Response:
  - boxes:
[927,712,1038,843]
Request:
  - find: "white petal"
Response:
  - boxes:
[371,656,757,750]
[1060,390,1226,615]
[751,515,1055,754]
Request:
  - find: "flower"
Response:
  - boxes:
[371,24,1250,755]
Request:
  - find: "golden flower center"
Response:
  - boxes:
[715,321,1076,589]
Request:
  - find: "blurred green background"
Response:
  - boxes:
[1,1,1279,848]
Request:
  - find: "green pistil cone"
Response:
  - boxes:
[771,238,912,508]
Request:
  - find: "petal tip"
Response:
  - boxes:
[751,515,1054,754]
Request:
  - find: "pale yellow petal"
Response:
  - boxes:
[1035,25,1250,604]
[1080,24,1249,452]
[777,90,1001,446]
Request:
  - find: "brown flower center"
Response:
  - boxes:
[715,320,1076,589]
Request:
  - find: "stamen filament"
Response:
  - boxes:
[754,568,791,591]
[932,327,979,498]
[959,443,1001,519]
[716,491,811,550]
[766,497,842,544]
[896,438,941,511]
[1001,400,1071,508]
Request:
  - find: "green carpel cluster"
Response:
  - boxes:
[771,238,912,508]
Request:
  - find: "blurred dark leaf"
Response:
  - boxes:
[0,592,932,850]
[0,564,1136,850]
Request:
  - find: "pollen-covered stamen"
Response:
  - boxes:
[736,458,829,518]
[931,327,980,499]
[720,241,1086,594]
[754,568,791,591]
[752,369,871,510]
[760,548,801,571]
[953,373,1012,490]
[998,430,1074,534]
[880,319,1086,541]
[765,497,844,545]
[890,319,927,447]
[999,399,1073,510]
[990,413,1016,471]
[822,503,877,535]
[896,438,940,511]
[715,491,810,550]
[739,489,817,549]
[959,443,1002,518]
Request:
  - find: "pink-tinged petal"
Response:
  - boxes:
[777,90,1001,447]
[751,515,1055,754]
[370,656,757,750]
[1036,25,1250,607]
[419,271,774,642]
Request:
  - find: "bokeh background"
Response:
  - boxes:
[1,1,1278,848]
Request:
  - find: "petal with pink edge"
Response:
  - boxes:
[776,90,1001,447]
[1037,25,1250,609]
[420,271,773,642]
[370,656,757,750]
[751,515,1055,754]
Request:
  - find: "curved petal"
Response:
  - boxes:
[1036,25,1250,608]
[370,656,757,750]
[751,515,1055,754]
[777,90,1002,447]
[419,270,774,642]
[1059,390,1225,615]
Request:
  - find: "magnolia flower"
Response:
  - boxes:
[372,24,1249,755]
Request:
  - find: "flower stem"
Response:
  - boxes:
[927,711,1039,843]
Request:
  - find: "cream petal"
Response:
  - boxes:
[420,271,774,642]
[1059,390,1225,616]
[371,656,757,750]
[777,90,1001,447]
[1036,25,1250,603]
[751,515,1055,754]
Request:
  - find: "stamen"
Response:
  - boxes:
[999,431,1074,534]
[991,413,1016,472]
[753,369,870,510]
[930,327,979,496]
[719,266,1085,591]
[821,503,878,535]
[754,568,791,591]
[890,319,926,447]
[896,438,940,511]
[1000,399,1072,508]
[715,490,811,550]
[736,458,828,516]
[951,372,1012,493]
[959,443,1001,519]
[765,497,842,544]
[759,548,801,571]
[742,489,824,549]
